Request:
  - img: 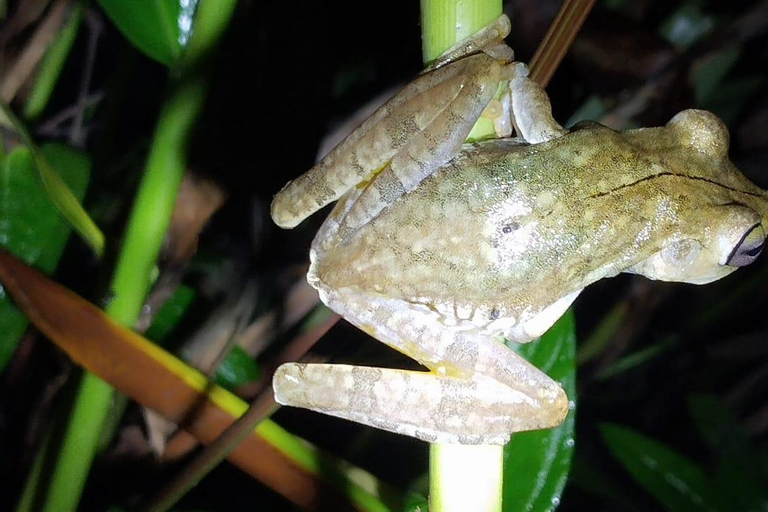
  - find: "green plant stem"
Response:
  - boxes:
[420,0,501,64]
[24,0,87,120]
[31,2,238,510]
[420,0,503,511]
[430,444,504,511]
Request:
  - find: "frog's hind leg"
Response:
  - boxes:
[274,363,549,444]
[425,14,513,72]
[273,289,569,444]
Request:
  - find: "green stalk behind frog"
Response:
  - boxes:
[270,15,768,444]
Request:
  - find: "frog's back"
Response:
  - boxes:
[311,119,767,324]
[311,128,635,313]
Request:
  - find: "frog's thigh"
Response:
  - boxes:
[507,63,568,144]
[274,288,569,444]
[274,362,555,444]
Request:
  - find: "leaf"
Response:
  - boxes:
[503,310,576,511]
[0,101,104,255]
[145,284,195,342]
[600,423,718,512]
[24,0,86,120]
[97,0,188,66]
[0,249,396,511]
[658,3,715,49]
[0,143,90,371]
[595,337,674,381]
[214,345,261,389]
[688,395,768,511]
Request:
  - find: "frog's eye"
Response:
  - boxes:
[726,223,766,267]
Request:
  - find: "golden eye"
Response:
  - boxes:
[726,223,766,267]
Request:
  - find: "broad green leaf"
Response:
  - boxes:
[688,395,760,473]
[97,0,191,66]
[0,143,90,370]
[214,345,261,389]
[0,101,103,255]
[601,423,718,512]
[503,310,576,511]
[692,46,740,105]
[658,4,715,49]
[145,284,196,343]
[689,395,768,511]
[402,473,429,512]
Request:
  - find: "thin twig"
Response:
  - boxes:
[0,0,71,102]
[529,0,597,87]
[69,8,102,146]
[36,91,104,136]
[141,311,340,512]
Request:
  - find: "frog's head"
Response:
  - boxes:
[627,204,765,284]
[626,109,768,284]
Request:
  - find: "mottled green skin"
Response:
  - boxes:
[314,113,768,341]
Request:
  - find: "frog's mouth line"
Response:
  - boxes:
[587,172,764,200]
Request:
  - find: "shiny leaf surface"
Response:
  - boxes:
[503,310,577,511]
[97,0,191,65]
[0,143,90,370]
[601,423,717,512]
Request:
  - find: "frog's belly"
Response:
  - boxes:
[309,203,581,341]
[310,248,581,343]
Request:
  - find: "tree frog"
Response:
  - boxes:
[269,15,768,444]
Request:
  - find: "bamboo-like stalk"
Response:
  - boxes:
[419,1,504,511]
[24,2,238,511]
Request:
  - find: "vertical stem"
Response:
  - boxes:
[420,0,501,63]
[27,2,238,511]
[430,444,503,511]
[419,1,504,511]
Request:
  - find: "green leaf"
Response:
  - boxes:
[600,423,718,512]
[0,100,104,255]
[0,143,91,370]
[595,337,674,381]
[24,1,86,120]
[688,395,768,511]
[688,395,758,472]
[693,46,741,106]
[145,284,195,343]
[213,345,261,389]
[97,0,192,66]
[658,4,715,49]
[402,473,429,512]
[502,310,576,511]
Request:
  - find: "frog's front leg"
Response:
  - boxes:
[507,62,568,144]
[272,53,507,232]
[273,290,569,444]
[271,16,518,231]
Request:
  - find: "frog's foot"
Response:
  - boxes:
[271,50,505,231]
[506,62,568,144]
[273,287,569,444]
[274,361,566,445]
[426,14,513,72]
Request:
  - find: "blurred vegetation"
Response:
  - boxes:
[0,0,766,510]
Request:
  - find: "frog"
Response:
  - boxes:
[269,14,768,445]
